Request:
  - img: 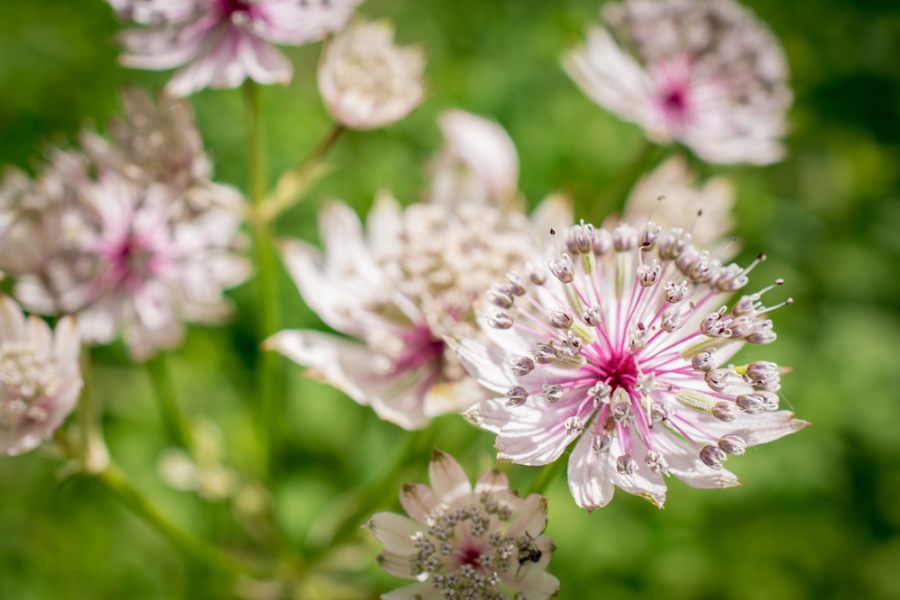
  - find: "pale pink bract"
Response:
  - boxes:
[109,0,363,96]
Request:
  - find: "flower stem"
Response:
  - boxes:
[243,79,282,478]
[300,123,345,168]
[78,348,109,474]
[527,456,567,496]
[146,353,194,451]
[92,464,262,576]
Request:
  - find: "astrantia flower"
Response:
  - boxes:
[0,295,82,456]
[15,170,250,361]
[563,0,792,165]
[109,0,363,97]
[0,149,89,275]
[318,19,426,130]
[430,110,520,209]
[366,450,560,599]
[453,218,807,510]
[266,191,568,429]
[80,85,211,193]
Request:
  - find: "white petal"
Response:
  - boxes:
[399,483,438,524]
[446,337,515,394]
[428,450,472,505]
[506,493,548,539]
[381,581,437,600]
[365,512,422,555]
[567,430,616,512]
[653,426,740,489]
[473,468,509,497]
[376,551,419,580]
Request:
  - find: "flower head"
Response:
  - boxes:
[453,217,806,510]
[0,295,82,456]
[430,110,520,209]
[109,0,363,96]
[15,170,250,362]
[318,19,426,130]
[266,112,570,429]
[366,449,560,599]
[564,0,792,165]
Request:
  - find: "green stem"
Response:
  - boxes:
[92,465,261,576]
[590,139,662,222]
[146,354,194,451]
[78,348,109,474]
[243,80,281,478]
[299,123,345,168]
[527,457,567,496]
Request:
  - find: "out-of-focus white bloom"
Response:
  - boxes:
[318,19,426,130]
[80,85,211,192]
[453,215,806,510]
[366,450,560,600]
[0,295,82,456]
[109,0,363,97]
[564,0,792,165]
[623,155,735,250]
[0,150,90,275]
[15,171,250,362]
[430,110,520,209]
[266,190,571,430]
[158,419,240,501]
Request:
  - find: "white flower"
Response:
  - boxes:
[366,450,560,600]
[15,170,250,362]
[453,217,806,510]
[563,0,792,165]
[0,150,89,275]
[430,110,520,209]
[0,295,82,456]
[109,0,363,97]
[623,155,735,251]
[318,19,426,130]
[80,85,211,192]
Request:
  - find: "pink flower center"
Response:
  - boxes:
[394,325,445,375]
[596,351,639,395]
[215,0,259,19]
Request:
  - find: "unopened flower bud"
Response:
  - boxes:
[645,450,668,474]
[718,435,746,455]
[565,416,584,434]
[549,253,575,283]
[549,307,574,329]
[735,394,764,414]
[712,401,738,422]
[591,433,610,454]
[658,228,691,261]
[639,222,661,248]
[612,223,637,251]
[543,384,565,403]
[616,454,636,475]
[692,350,717,372]
[505,386,528,407]
[487,283,514,308]
[588,381,611,405]
[583,305,603,327]
[525,261,546,285]
[488,309,513,329]
[505,271,527,296]
[593,228,613,256]
[637,259,661,287]
[699,445,727,469]
[510,355,534,376]
[566,221,594,254]
[664,281,689,303]
[533,343,557,365]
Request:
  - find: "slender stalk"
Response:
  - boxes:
[92,464,262,576]
[527,456,567,496]
[78,348,109,474]
[299,123,345,168]
[146,353,194,451]
[243,80,281,477]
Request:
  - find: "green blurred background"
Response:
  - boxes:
[1,0,899,598]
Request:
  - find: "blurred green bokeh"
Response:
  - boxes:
[1,0,899,599]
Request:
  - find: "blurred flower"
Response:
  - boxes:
[0,295,81,456]
[266,189,569,430]
[158,419,240,501]
[80,85,211,193]
[109,0,363,97]
[318,19,426,130]
[623,155,735,251]
[563,0,792,165]
[453,217,806,510]
[366,449,560,599]
[14,170,250,362]
[430,110,520,209]
[0,149,90,275]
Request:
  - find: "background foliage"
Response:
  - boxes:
[1,0,899,598]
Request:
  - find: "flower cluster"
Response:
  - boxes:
[266,112,570,429]
[367,450,559,599]
[108,0,363,96]
[0,87,250,361]
[0,295,82,456]
[564,0,792,165]
[453,216,806,509]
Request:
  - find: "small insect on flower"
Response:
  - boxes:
[564,0,793,165]
[366,450,560,599]
[452,214,807,511]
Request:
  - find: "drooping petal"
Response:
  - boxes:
[428,450,472,505]
[364,512,422,555]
